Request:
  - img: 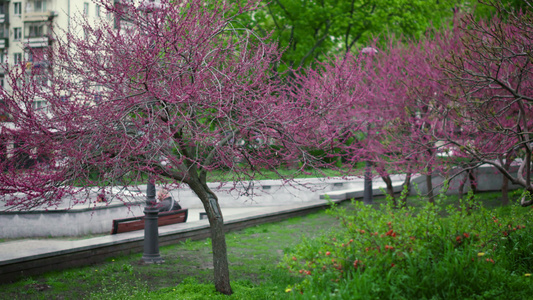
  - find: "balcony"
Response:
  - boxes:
[0,114,10,122]
[0,38,7,49]
[0,1,8,24]
[27,60,49,69]
[23,11,57,22]
[0,13,8,24]
[0,100,9,122]
[25,37,49,48]
[138,0,162,12]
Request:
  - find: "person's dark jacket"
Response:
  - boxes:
[158,196,182,212]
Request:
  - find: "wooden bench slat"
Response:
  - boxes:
[111,208,188,234]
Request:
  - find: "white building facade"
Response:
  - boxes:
[0,0,103,93]
[0,0,106,165]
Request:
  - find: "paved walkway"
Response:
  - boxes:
[0,203,319,263]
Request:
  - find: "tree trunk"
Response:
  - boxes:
[426,172,434,204]
[207,202,232,295]
[399,173,411,208]
[468,169,477,194]
[501,175,509,205]
[381,175,396,207]
[501,157,513,206]
[458,171,467,200]
[187,178,233,295]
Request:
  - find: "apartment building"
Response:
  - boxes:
[0,0,103,91]
[0,0,104,166]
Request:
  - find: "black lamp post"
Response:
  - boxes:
[363,160,373,205]
[141,179,164,264]
[361,47,377,205]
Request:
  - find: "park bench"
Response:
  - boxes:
[110,208,188,234]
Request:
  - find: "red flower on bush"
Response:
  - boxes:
[353,260,361,268]
[463,233,470,238]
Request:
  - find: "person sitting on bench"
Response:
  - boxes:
[156,189,182,212]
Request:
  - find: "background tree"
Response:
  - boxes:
[290,28,468,206]
[239,0,487,69]
[440,0,533,206]
[0,0,330,294]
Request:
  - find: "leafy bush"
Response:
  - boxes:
[281,195,533,299]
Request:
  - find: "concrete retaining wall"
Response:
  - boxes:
[411,164,522,196]
[0,203,146,238]
[0,177,358,238]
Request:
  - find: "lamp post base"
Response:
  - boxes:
[141,254,165,264]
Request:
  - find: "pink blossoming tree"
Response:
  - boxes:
[291,30,464,206]
[440,1,533,205]
[0,0,332,294]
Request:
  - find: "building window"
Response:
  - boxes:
[95,5,100,17]
[26,24,46,38]
[33,75,48,87]
[27,48,39,63]
[34,0,47,13]
[0,75,4,89]
[13,27,22,40]
[14,2,22,15]
[32,100,47,110]
[94,92,102,102]
[14,53,22,64]
[0,23,8,39]
[84,2,89,16]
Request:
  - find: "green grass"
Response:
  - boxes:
[70,166,359,188]
[205,163,368,182]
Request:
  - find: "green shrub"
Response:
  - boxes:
[281,195,533,299]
